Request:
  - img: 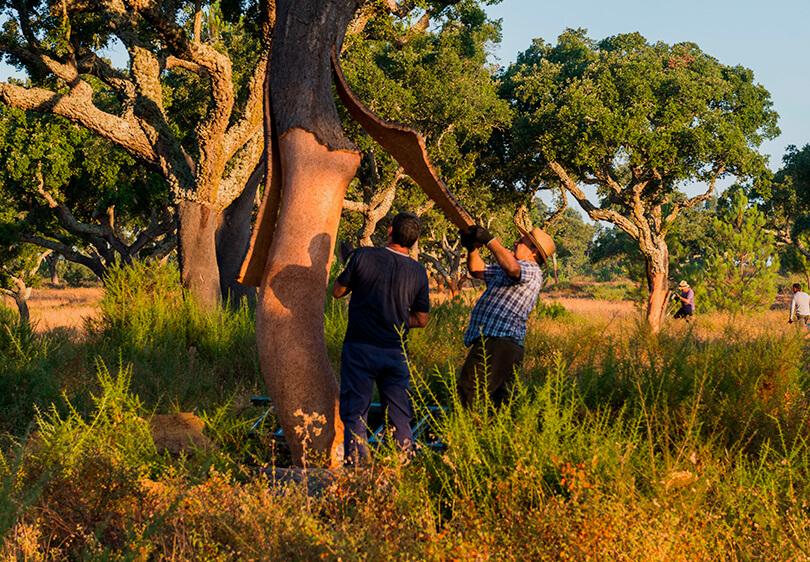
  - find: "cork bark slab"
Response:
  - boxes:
[150,413,212,455]
[237,99,282,287]
[330,49,474,230]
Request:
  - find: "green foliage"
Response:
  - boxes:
[584,280,641,302]
[28,361,160,481]
[533,299,569,319]
[752,144,810,280]
[536,201,596,279]
[339,3,514,252]
[699,191,779,312]
[500,29,778,194]
[90,260,261,408]
[0,106,169,277]
[0,303,60,435]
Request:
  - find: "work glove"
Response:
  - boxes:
[459,226,479,251]
[472,225,494,246]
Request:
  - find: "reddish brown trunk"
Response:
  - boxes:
[644,244,669,333]
[177,200,221,309]
[257,131,359,467]
[254,0,362,467]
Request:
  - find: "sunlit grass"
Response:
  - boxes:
[1,262,808,559]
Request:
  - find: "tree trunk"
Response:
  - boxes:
[643,242,670,333]
[47,254,60,286]
[257,0,361,467]
[216,162,262,308]
[177,200,222,309]
[14,293,30,326]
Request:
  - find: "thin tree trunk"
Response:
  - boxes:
[178,200,222,309]
[257,0,362,467]
[644,243,669,333]
[14,293,30,326]
[47,254,60,286]
[216,161,263,308]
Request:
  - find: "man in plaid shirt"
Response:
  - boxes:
[457,224,555,407]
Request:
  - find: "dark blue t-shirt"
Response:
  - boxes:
[337,247,430,349]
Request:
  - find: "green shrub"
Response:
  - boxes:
[89,261,261,409]
[532,299,568,319]
[0,304,61,435]
[585,280,641,301]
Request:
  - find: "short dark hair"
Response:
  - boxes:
[391,212,421,248]
[794,283,802,291]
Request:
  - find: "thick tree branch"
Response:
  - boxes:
[0,82,159,164]
[663,165,725,232]
[19,234,106,277]
[548,161,641,239]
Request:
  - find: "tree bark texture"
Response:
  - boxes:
[47,254,60,285]
[216,160,263,307]
[14,293,30,326]
[255,0,362,467]
[178,200,222,309]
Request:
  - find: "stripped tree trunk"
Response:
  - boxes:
[643,240,670,333]
[256,0,362,467]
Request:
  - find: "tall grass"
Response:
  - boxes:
[88,261,261,410]
[2,263,809,559]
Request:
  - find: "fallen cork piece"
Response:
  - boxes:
[149,413,212,455]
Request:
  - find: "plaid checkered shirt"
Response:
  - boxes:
[463,261,544,347]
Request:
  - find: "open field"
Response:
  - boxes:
[1,287,102,333]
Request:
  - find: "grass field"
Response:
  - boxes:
[1,263,808,560]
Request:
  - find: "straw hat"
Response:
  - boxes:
[516,224,556,266]
[678,280,690,289]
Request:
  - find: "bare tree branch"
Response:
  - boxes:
[548,161,641,239]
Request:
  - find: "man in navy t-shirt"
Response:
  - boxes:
[332,212,430,464]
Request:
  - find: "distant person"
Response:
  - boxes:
[457,224,555,408]
[788,283,810,329]
[673,280,695,319]
[332,212,430,465]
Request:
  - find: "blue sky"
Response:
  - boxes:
[485,0,810,171]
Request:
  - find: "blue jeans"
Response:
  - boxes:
[339,341,413,464]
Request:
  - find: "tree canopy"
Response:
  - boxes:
[496,29,779,329]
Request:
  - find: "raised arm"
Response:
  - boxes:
[461,225,521,280]
[485,239,521,279]
[467,248,486,280]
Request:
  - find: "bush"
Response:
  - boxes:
[0,304,61,435]
[585,280,641,302]
[88,261,261,409]
[699,192,779,312]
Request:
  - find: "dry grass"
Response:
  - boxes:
[1,286,102,333]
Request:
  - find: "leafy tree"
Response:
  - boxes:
[0,1,270,306]
[497,30,778,331]
[533,200,596,280]
[340,1,510,246]
[700,191,778,312]
[0,194,49,324]
[0,107,173,279]
[750,144,810,286]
